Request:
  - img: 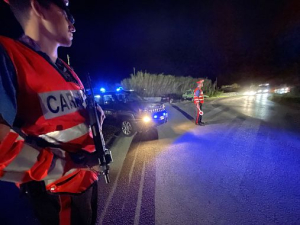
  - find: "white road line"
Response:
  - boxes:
[128,140,142,184]
[99,161,123,224]
[99,136,136,224]
[99,136,142,224]
[134,160,146,225]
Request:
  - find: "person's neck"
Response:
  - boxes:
[24,29,59,63]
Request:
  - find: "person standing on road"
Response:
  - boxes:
[194,79,205,126]
[0,0,105,224]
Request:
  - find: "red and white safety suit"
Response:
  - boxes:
[194,87,204,124]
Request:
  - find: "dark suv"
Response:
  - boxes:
[94,90,168,136]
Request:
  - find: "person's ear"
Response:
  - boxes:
[30,0,45,19]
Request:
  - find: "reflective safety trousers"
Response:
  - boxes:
[0,36,98,194]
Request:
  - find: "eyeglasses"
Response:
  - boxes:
[52,0,75,24]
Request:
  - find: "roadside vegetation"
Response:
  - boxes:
[270,93,300,104]
[121,71,222,97]
[270,86,300,105]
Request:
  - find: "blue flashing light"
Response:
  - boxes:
[95,95,101,98]
[154,115,158,119]
[100,88,106,93]
[116,87,123,92]
[163,113,166,116]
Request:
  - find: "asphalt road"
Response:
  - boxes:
[1,94,300,225]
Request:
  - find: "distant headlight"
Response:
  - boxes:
[244,91,256,95]
[143,116,151,123]
[263,89,268,93]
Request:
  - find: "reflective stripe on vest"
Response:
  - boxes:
[0,130,73,183]
[39,123,89,144]
[0,131,52,182]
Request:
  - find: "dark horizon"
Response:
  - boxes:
[1,0,300,87]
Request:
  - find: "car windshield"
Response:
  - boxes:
[118,92,145,102]
[97,91,146,105]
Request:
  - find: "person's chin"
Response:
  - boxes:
[60,39,73,47]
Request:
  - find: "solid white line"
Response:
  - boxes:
[99,137,141,224]
[134,161,146,225]
[128,140,141,184]
[99,161,123,224]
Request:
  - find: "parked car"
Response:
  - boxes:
[182,89,194,100]
[94,90,168,136]
[161,93,182,103]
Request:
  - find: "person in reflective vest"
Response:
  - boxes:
[0,0,104,224]
[194,79,205,126]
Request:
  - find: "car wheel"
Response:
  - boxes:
[121,120,135,136]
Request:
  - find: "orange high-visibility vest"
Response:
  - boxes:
[0,36,97,194]
[194,87,204,104]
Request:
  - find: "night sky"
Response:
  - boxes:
[1,0,300,86]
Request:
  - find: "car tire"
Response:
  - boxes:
[121,120,135,137]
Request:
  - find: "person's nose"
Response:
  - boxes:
[69,22,76,33]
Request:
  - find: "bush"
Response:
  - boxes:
[121,71,217,97]
[210,90,223,97]
[291,86,300,95]
[270,93,300,104]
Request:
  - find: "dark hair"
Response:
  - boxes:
[8,0,52,28]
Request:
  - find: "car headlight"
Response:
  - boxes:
[142,116,151,123]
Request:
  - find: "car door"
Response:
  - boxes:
[98,94,117,125]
